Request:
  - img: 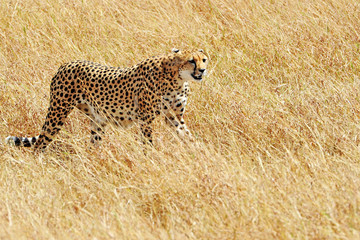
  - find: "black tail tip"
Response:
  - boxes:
[5,136,22,146]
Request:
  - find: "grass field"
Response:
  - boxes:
[1,0,360,239]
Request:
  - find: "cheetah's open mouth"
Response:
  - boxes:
[191,73,202,81]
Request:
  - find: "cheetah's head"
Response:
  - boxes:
[172,48,208,82]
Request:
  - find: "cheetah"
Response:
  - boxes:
[6,48,208,151]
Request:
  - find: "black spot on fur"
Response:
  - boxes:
[14,137,21,146]
[23,138,31,147]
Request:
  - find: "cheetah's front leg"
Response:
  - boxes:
[166,113,194,141]
[163,98,194,141]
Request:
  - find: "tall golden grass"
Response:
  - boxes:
[1,0,360,238]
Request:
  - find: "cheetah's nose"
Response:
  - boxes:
[198,68,206,77]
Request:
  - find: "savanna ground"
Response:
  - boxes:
[0,0,359,239]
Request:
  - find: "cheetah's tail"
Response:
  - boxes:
[5,136,39,147]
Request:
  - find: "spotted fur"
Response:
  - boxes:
[6,49,208,151]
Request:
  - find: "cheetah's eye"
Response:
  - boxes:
[203,59,207,63]
[188,59,195,64]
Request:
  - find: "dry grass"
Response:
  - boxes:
[1,0,360,239]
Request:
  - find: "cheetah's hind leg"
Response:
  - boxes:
[6,103,74,152]
[76,103,108,147]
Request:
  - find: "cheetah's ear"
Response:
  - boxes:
[172,48,180,53]
[198,49,208,57]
